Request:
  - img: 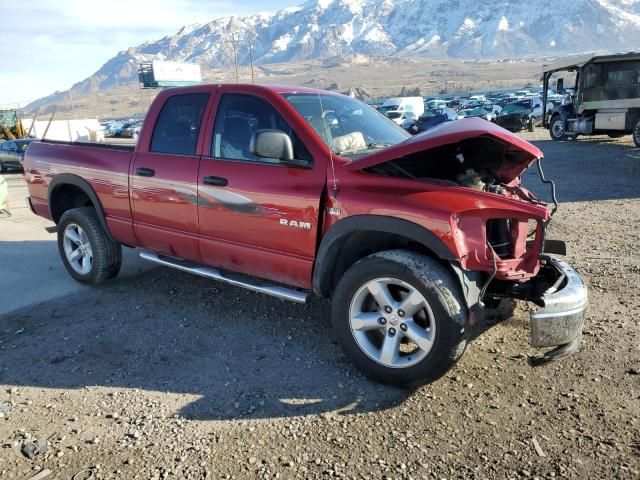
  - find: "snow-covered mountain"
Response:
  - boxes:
[29,0,640,107]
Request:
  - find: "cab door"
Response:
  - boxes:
[130,91,210,260]
[196,92,326,289]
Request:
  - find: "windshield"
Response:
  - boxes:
[377,105,398,114]
[420,110,439,119]
[502,101,530,114]
[284,93,410,156]
[469,108,487,116]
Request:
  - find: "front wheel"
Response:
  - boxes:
[331,250,468,386]
[57,207,122,284]
[633,119,640,148]
[550,116,566,141]
[527,118,535,132]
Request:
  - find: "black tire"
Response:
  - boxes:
[527,118,535,132]
[633,120,640,148]
[0,163,5,173]
[331,250,468,387]
[549,116,566,141]
[57,207,122,284]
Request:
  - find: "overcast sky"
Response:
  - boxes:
[0,0,295,106]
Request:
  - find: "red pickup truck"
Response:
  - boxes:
[23,84,587,385]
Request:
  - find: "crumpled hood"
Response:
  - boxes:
[346,117,542,183]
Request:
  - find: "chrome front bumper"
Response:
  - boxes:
[528,258,588,364]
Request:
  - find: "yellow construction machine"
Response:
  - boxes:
[0,109,26,141]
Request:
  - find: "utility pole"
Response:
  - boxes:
[227,34,240,83]
[138,85,145,115]
[248,41,255,84]
[96,93,102,119]
[68,90,76,119]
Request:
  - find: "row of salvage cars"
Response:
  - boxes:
[381,94,562,136]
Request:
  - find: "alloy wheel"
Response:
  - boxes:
[62,223,93,275]
[348,277,436,368]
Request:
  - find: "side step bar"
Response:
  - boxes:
[139,250,310,304]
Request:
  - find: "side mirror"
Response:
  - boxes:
[250,129,294,161]
[556,78,564,93]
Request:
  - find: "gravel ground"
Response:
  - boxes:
[0,129,639,479]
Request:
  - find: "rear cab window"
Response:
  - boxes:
[150,93,210,155]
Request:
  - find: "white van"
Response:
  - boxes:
[379,97,425,125]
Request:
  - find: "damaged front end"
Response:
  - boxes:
[489,256,588,365]
[348,118,588,364]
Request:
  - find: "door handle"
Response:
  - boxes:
[136,167,155,177]
[202,176,228,186]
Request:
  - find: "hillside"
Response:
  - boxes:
[26,0,640,113]
[26,57,547,120]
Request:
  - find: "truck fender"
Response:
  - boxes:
[48,173,114,242]
[312,215,457,297]
[551,104,575,125]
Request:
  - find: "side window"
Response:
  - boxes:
[150,93,209,155]
[212,94,311,164]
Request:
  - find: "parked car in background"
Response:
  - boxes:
[446,99,461,109]
[103,123,123,137]
[408,107,458,133]
[469,94,487,103]
[120,122,142,140]
[457,105,500,122]
[386,110,418,129]
[426,99,447,110]
[0,138,34,172]
[494,97,515,108]
[494,97,546,132]
[514,90,532,98]
[379,97,425,120]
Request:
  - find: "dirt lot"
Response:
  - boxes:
[0,129,639,479]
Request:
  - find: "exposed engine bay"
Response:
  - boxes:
[364,135,548,200]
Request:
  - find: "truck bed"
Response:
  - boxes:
[24,140,135,231]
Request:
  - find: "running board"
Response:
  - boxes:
[139,250,310,304]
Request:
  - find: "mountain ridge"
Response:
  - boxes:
[27,0,640,110]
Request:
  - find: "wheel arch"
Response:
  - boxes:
[312,215,458,298]
[48,174,114,241]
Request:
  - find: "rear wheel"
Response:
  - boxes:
[57,207,122,284]
[633,120,640,148]
[550,116,566,140]
[331,250,468,386]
